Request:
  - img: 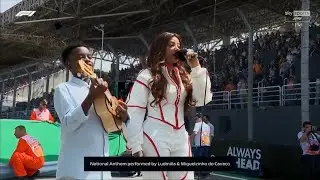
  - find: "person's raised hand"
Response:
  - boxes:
[116,100,129,122]
[90,78,108,98]
[185,50,200,68]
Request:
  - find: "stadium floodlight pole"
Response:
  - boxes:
[212,0,217,74]
[107,44,119,98]
[183,22,197,48]
[23,67,32,112]
[237,8,254,141]
[139,34,150,50]
[94,24,105,77]
[300,0,310,123]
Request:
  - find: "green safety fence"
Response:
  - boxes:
[0,119,127,179]
[0,119,61,164]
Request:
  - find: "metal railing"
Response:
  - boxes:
[229,86,281,108]
[1,81,320,118]
[207,80,320,109]
[282,81,320,106]
[208,91,230,109]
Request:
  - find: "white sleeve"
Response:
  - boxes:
[190,66,213,106]
[193,122,200,134]
[123,70,150,154]
[53,85,89,133]
[211,125,215,136]
[297,132,303,140]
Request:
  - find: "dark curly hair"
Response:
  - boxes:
[146,32,196,111]
[61,44,88,65]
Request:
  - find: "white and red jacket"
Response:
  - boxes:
[123,65,212,154]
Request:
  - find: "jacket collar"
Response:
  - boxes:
[161,64,182,87]
[70,75,91,88]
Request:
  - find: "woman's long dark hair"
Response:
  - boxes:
[146,32,196,111]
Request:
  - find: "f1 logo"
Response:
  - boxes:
[15,11,36,17]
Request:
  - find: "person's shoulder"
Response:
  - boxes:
[137,69,152,78]
[297,131,303,138]
[195,122,202,126]
[193,122,200,130]
[204,122,211,128]
[55,82,68,90]
[53,82,71,98]
[136,69,152,84]
[55,80,74,92]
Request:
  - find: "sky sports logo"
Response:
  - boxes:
[285,10,310,17]
[284,10,310,22]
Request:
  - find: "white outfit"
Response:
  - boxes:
[123,65,212,180]
[297,131,320,155]
[207,122,214,138]
[53,76,111,180]
[193,122,211,147]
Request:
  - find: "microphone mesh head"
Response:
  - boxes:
[177,52,186,61]
[174,48,195,61]
[175,49,189,61]
[181,49,188,54]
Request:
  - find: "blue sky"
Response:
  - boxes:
[1,0,23,13]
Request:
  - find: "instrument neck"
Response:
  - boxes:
[89,74,98,83]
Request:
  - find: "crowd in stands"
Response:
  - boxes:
[2,27,320,117]
[108,28,320,107]
[211,31,299,92]
[114,29,318,95]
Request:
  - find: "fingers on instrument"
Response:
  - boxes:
[116,102,128,119]
[118,100,128,109]
[102,80,108,88]
[116,104,125,114]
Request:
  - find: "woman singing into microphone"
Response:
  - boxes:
[123,32,212,180]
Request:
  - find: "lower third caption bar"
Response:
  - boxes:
[84,157,236,171]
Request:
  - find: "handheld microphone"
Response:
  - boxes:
[175,48,207,63]
[174,49,197,62]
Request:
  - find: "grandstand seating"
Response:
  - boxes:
[2,69,71,111]
[1,29,320,120]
